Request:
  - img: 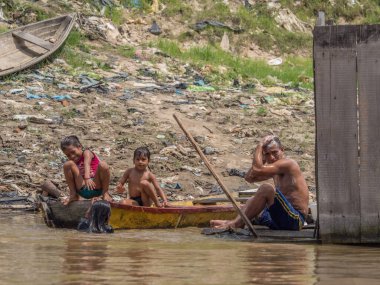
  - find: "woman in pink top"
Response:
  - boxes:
[60,135,111,205]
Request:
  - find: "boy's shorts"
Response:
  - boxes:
[256,188,305,231]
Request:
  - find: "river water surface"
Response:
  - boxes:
[0,212,379,285]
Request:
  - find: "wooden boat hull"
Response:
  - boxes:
[41,199,236,229]
[110,202,236,229]
[0,14,75,77]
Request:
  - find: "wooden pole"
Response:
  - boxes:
[173,114,258,238]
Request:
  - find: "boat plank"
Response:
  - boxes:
[12,31,54,50]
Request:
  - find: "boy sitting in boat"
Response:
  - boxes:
[60,135,111,205]
[116,147,168,207]
[211,135,309,231]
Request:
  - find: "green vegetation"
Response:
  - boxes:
[156,39,313,88]
[117,45,136,58]
[280,0,380,24]
[256,106,268,117]
[104,6,124,25]
[161,0,192,18]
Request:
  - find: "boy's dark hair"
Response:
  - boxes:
[60,135,82,150]
[133,147,150,161]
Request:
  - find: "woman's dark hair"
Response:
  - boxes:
[133,146,150,161]
[60,135,82,150]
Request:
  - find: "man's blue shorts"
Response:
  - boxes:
[256,188,305,231]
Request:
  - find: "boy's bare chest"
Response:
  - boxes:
[129,171,150,184]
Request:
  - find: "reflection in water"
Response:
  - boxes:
[63,238,107,273]
[0,212,380,285]
[242,244,317,285]
[315,245,380,285]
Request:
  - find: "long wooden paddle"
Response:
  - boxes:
[173,114,258,238]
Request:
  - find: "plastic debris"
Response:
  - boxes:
[227,168,247,178]
[187,85,215,92]
[203,146,217,155]
[26,93,48,100]
[9,89,24,95]
[51,95,72,101]
[193,20,243,33]
[160,182,182,190]
[156,134,166,139]
[148,20,162,35]
[268,58,283,66]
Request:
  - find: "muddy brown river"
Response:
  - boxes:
[0,212,379,285]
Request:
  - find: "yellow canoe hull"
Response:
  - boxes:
[109,202,237,230]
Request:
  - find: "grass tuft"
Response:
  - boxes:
[156,39,313,88]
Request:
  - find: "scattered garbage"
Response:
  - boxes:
[227,168,247,178]
[148,20,162,35]
[193,20,243,33]
[268,57,283,66]
[220,32,230,51]
[10,89,24,95]
[203,146,217,155]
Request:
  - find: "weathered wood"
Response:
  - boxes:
[316,11,325,27]
[12,31,54,50]
[193,197,249,205]
[0,14,75,77]
[173,114,258,238]
[48,200,91,228]
[314,25,361,243]
[357,25,380,243]
[41,180,63,198]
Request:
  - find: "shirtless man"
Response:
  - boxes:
[211,135,309,231]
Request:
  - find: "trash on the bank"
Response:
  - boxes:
[227,168,247,178]
[26,93,48,100]
[160,182,182,190]
[9,88,24,95]
[268,57,283,66]
[133,118,145,126]
[175,82,188,89]
[220,32,230,51]
[57,83,69,89]
[194,79,206,86]
[193,20,243,33]
[148,20,162,35]
[106,72,129,82]
[52,95,72,101]
[203,146,217,155]
[187,85,215,92]
[181,165,202,176]
[118,89,134,100]
[79,74,107,93]
[156,134,166,139]
[27,86,44,92]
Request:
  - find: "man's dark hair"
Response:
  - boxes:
[263,136,282,150]
[133,146,150,161]
[60,135,82,150]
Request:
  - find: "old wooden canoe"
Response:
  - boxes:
[0,14,75,77]
[40,199,237,229]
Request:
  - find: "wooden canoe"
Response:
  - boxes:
[0,14,75,77]
[40,199,237,229]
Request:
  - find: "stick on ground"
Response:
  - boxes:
[173,114,258,238]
